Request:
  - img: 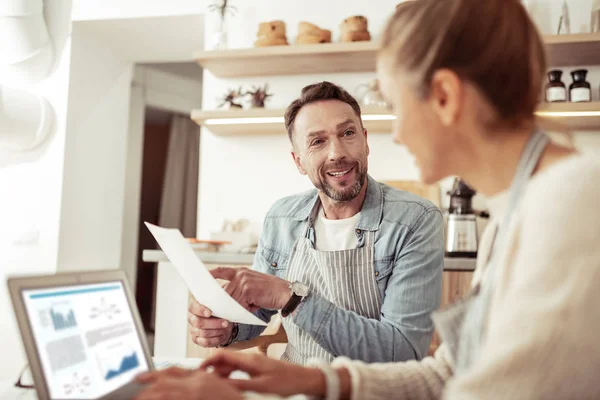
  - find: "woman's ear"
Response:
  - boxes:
[429,69,462,127]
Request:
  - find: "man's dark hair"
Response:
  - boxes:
[284,81,362,144]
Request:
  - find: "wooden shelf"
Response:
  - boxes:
[191,105,394,136]
[537,102,600,130]
[195,34,600,78]
[545,33,600,66]
[195,41,378,78]
[192,103,600,135]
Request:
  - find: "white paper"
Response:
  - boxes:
[145,223,267,326]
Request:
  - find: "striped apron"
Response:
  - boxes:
[281,210,382,365]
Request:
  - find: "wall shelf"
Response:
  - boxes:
[191,105,394,135]
[195,41,378,78]
[192,102,600,135]
[545,33,600,66]
[537,102,600,130]
[194,33,600,78]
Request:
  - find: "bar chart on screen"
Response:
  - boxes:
[50,307,77,330]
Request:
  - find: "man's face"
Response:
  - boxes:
[291,100,369,202]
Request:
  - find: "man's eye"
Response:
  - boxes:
[344,130,355,137]
[311,139,324,146]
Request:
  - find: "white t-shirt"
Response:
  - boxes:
[314,206,361,251]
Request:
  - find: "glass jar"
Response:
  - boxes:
[569,69,591,103]
[545,70,566,103]
[356,79,389,108]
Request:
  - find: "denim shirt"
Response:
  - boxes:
[234,175,444,363]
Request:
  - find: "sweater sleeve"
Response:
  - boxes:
[443,157,600,399]
[331,343,454,400]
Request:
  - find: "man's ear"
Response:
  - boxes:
[364,129,370,156]
[291,150,307,175]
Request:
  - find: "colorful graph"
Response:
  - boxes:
[104,352,139,380]
[50,308,77,330]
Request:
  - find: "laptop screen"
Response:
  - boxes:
[21,281,151,399]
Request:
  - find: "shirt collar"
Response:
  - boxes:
[291,175,383,231]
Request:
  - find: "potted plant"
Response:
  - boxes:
[245,84,273,108]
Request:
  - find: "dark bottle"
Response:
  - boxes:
[569,69,591,103]
[545,70,566,102]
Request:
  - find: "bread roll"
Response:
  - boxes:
[340,30,371,42]
[298,21,322,35]
[340,16,368,33]
[257,20,287,38]
[254,36,289,47]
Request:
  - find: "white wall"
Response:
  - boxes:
[56,24,134,274]
[0,40,73,383]
[71,0,207,21]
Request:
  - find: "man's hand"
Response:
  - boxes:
[211,267,292,312]
[188,299,234,348]
[200,351,327,398]
[134,367,243,400]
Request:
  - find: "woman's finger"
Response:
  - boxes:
[135,367,192,383]
[227,376,274,394]
[210,362,238,378]
[200,351,265,376]
[133,378,186,400]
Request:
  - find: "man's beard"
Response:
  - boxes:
[316,161,367,202]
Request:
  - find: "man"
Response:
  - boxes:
[187,81,444,364]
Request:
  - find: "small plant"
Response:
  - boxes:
[208,0,237,21]
[217,87,243,109]
[245,84,273,108]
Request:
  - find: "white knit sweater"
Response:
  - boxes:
[331,154,600,399]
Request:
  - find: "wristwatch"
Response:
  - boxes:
[281,281,309,318]
[219,322,239,348]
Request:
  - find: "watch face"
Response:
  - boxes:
[292,282,309,297]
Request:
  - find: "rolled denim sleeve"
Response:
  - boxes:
[234,308,277,343]
[291,208,444,362]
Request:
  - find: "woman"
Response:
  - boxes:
[134,0,600,398]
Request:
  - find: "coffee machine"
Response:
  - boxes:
[445,178,488,258]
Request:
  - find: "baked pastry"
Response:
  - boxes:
[257,20,287,38]
[296,22,332,44]
[339,15,370,42]
[340,30,371,42]
[340,16,368,33]
[255,20,289,47]
[255,36,289,47]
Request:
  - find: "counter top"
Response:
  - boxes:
[143,250,255,265]
[143,250,477,271]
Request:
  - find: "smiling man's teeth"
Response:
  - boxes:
[328,169,350,177]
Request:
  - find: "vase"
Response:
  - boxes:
[211,16,228,50]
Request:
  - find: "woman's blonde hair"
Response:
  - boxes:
[381,0,547,126]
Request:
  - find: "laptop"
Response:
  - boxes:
[8,270,154,400]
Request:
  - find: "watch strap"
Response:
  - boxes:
[281,292,303,318]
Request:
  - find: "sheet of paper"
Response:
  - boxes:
[145,223,267,326]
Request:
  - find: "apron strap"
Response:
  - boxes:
[454,129,550,371]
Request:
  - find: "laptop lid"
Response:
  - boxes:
[8,270,154,400]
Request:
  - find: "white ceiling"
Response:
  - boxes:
[74,14,205,63]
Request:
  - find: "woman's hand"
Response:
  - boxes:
[201,351,326,398]
[133,367,244,400]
